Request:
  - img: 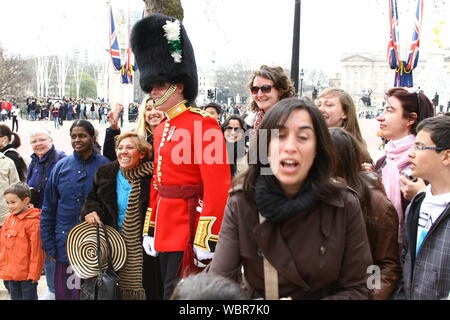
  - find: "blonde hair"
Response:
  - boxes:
[135,94,152,139]
[114,132,152,160]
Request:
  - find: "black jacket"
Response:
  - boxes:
[103,127,121,162]
[81,161,149,228]
[80,161,163,300]
[1,144,27,182]
[103,128,154,162]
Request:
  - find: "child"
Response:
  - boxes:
[394,116,450,299]
[0,182,45,300]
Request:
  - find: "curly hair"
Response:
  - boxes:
[248,65,295,112]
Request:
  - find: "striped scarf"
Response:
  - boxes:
[118,160,153,300]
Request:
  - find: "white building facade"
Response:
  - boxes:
[340,47,450,110]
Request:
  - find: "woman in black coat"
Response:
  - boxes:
[81,132,163,300]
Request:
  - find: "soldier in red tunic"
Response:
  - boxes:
[131,13,231,299]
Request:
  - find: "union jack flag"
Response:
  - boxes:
[387,0,399,70]
[121,6,138,84]
[109,5,122,72]
[406,0,423,70]
[121,46,138,84]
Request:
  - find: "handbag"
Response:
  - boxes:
[80,223,120,300]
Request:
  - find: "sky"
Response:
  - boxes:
[0,0,449,74]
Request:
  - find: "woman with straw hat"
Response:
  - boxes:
[81,132,163,300]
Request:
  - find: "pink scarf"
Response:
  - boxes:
[381,135,415,228]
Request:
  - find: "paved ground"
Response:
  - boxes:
[0,115,383,300]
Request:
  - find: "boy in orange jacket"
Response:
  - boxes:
[0,182,45,300]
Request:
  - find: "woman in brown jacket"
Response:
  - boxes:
[209,98,373,300]
[329,127,401,299]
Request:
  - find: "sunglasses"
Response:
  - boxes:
[250,85,276,94]
[406,88,423,116]
[224,127,242,132]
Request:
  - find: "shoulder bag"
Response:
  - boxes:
[80,223,120,300]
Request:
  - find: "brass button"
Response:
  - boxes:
[319,246,326,255]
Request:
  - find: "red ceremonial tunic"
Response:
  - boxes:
[149,102,231,253]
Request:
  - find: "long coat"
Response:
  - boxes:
[80,161,163,300]
[209,186,373,300]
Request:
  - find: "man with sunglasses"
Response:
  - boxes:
[131,13,231,299]
[394,116,450,300]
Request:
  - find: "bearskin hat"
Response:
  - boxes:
[131,13,198,103]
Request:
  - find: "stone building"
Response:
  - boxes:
[340,48,450,110]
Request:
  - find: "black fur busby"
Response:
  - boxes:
[131,13,198,103]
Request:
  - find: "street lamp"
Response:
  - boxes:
[299,69,304,96]
[290,0,301,94]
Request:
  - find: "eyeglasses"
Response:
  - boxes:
[224,127,242,132]
[30,138,49,145]
[406,88,422,113]
[250,85,276,94]
[413,145,445,152]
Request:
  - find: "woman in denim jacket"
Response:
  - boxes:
[40,120,109,300]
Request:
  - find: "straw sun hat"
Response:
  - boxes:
[67,221,127,279]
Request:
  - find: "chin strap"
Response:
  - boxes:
[153,84,178,107]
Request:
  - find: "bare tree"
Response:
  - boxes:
[142,0,184,21]
[0,50,33,97]
[215,63,253,104]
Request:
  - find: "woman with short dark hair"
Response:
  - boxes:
[40,120,109,300]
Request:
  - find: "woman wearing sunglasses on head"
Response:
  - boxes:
[248,65,295,133]
[209,98,373,300]
[372,88,434,250]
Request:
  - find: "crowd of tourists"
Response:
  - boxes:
[0,13,449,302]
